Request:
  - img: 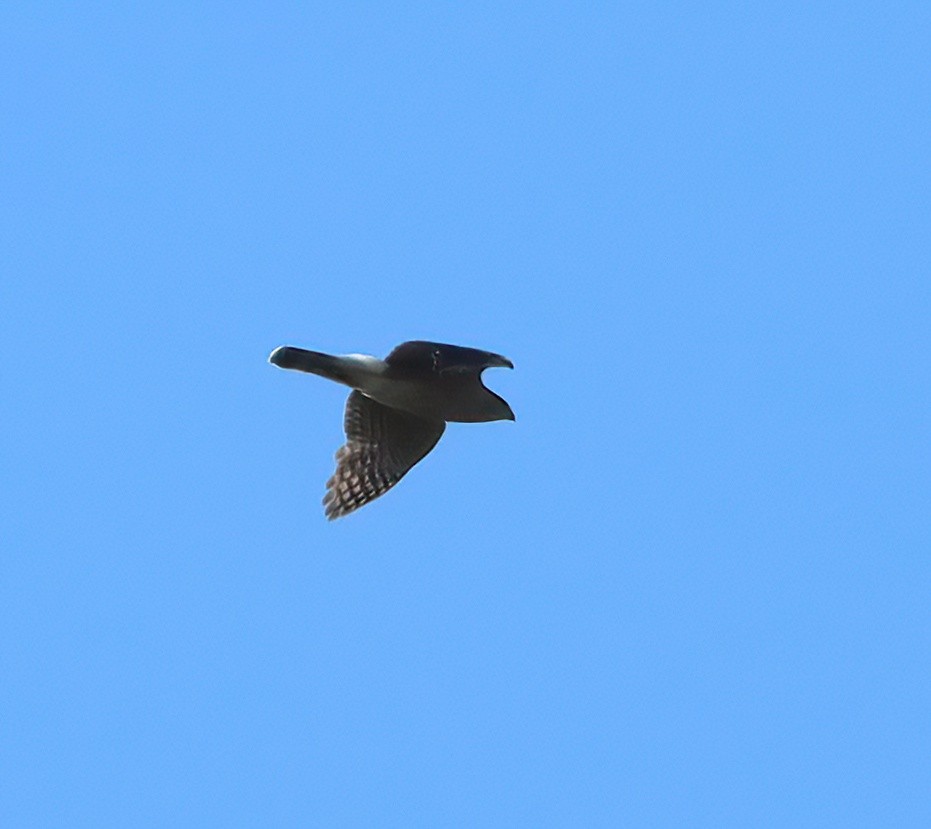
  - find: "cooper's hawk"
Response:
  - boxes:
[269,341,515,519]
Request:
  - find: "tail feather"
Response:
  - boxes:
[268,346,350,383]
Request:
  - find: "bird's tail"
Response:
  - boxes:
[268,346,352,384]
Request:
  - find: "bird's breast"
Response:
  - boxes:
[358,375,506,423]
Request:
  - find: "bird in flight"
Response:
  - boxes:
[269,341,515,519]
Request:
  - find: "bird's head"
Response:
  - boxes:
[384,340,515,422]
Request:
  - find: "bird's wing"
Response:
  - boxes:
[323,390,446,519]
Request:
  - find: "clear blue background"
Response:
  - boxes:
[3,4,929,826]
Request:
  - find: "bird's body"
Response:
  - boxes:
[269,341,514,519]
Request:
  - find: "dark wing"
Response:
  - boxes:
[323,390,446,520]
[386,341,513,374]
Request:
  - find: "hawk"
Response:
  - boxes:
[268,340,515,519]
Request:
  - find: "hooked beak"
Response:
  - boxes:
[486,352,514,369]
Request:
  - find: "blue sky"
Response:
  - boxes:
[3,4,929,826]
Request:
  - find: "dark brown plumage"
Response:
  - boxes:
[269,341,514,519]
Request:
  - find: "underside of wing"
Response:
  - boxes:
[323,390,446,519]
